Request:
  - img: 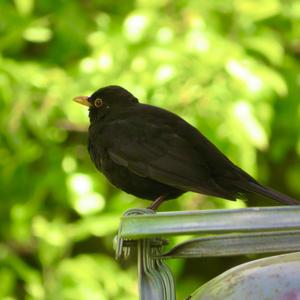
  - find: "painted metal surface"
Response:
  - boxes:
[115,208,176,300]
[189,252,300,300]
[138,239,176,300]
[162,230,300,258]
[116,208,300,300]
[119,206,300,238]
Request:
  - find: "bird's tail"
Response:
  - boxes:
[241,181,300,205]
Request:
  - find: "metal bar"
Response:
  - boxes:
[138,239,176,299]
[119,206,300,238]
[162,230,300,258]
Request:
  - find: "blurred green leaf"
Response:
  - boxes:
[235,0,281,20]
[23,26,52,43]
[14,0,34,16]
[243,32,284,65]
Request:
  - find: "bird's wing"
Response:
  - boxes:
[101,118,234,198]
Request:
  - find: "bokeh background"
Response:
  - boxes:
[1,0,300,299]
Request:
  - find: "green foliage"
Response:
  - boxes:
[0,0,299,298]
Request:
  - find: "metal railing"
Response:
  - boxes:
[114,206,300,300]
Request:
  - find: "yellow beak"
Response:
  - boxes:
[73,96,91,107]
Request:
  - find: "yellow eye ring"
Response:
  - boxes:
[94,98,103,108]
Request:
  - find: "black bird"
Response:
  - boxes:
[74,85,299,210]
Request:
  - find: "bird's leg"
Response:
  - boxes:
[148,195,167,211]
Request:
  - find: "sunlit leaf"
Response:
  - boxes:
[243,33,284,65]
[235,0,281,20]
[233,101,268,150]
[226,59,263,93]
[14,0,34,16]
[123,11,152,43]
[23,26,52,43]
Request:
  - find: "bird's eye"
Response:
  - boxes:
[94,98,103,108]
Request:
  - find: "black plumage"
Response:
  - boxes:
[74,85,299,210]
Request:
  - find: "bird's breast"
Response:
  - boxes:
[88,139,103,171]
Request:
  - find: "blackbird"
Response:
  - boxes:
[74,85,299,210]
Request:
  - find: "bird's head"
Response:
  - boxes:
[74,85,139,121]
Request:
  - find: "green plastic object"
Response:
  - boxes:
[189,252,300,300]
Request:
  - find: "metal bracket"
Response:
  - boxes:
[114,208,154,259]
[114,208,176,300]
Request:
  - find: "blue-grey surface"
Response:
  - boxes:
[189,252,300,300]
